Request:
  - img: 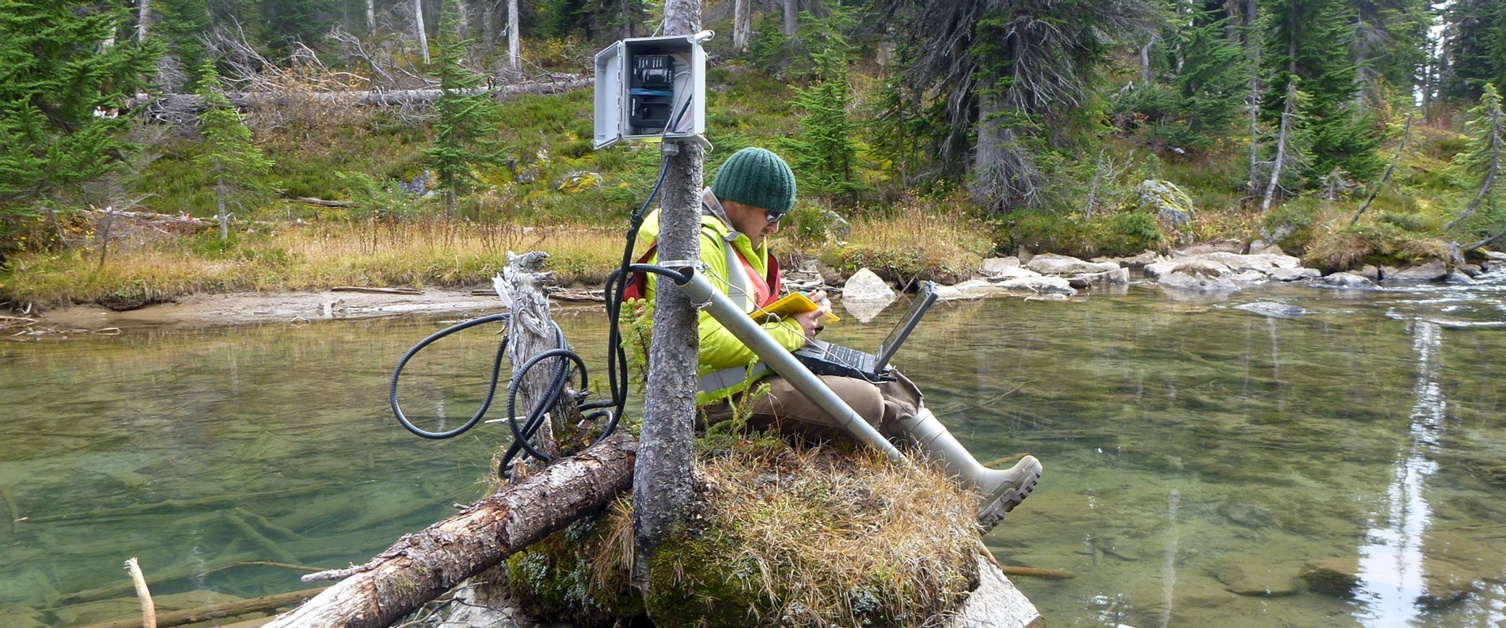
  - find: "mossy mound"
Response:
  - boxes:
[504,441,981,627]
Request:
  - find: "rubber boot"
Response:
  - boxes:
[900,408,1042,531]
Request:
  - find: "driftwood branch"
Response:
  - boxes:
[80,586,330,628]
[124,558,156,628]
[263,432,637,628]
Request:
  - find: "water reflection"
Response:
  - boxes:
[1355,321,1442,625]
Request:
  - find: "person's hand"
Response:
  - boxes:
[791,290,831,339]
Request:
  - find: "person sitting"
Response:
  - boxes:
[628,147,1041,529]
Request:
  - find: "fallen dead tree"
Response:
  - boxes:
[263,431,636,628]
[138,77,592,119]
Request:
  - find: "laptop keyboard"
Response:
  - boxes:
[823,343,871,370]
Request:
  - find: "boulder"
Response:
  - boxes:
[1093,250,1160,269]
[984,266,1043,281]
[820,208,852,242]
[939,279,1009,300]
[944,555,1046,628]
[1159,270,1240,292]
[1268,267,1322,282]
[841,268,896,302]
[1136,179,1196,227]
[1025,253,1121,276]
[1233,302,1307,319]
[1385,260,1449,283]
[1299,556,1362,597]
[998,276,1077,296]
[1320,272,1375,289]
[1247,240,1285,255]
[1176,241,1245,255]
[555,171,603,194]
[1358,265,1381,281]
[1066,267,1129,289]
[1145,258,1232,280]
[1201,251,1304,272]
[979,256,1022,274]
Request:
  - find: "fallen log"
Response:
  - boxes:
[138,77,593,116]
[262,431,637,628]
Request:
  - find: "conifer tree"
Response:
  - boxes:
[784,45,861,201]
[1446,83,1503,232]
[421,0,503,216]
[0,1,160,238]
[1166,8,1248,149]
[193,63,273,241]
[1259,0,1381,186]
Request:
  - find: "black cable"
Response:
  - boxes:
[390,313,511,439]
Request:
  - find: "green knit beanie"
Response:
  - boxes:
[711,147,797,215]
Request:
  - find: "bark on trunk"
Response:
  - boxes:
[263,432,638,628]
[216,176,228,241]
[507,0,520,71]
[416,0,431,65]
[633,0,704,585]
[498,251,572,467]
[783,0,797,36]
[1261,82,1298,213]
[138,0,151,41]
[367,0,376,32]
[733,0,751,52]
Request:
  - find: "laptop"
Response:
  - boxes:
[793,281,939,381]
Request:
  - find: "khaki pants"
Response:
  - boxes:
[702,371,925,443]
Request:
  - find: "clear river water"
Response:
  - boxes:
[2,276,1505,627]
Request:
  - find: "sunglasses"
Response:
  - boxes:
[765,211,786,225]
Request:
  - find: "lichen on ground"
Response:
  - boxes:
[503,433,981,627]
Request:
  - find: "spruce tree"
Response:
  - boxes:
[193,63,274,241]
[0,1,160,234]
[784,45,861,201]
[421,0,503,216]
[1259,0,1382,186]
[1167,8,1248,149]
[1446,83,1503,233]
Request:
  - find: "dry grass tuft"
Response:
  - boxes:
[811,202,993,286]
[503,437,982,627]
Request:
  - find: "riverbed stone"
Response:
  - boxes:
[1233,302,1307,318]
[1299,556,1362,597]
[980,256,1022,274]
[1386,260,1449,283]
[944,555,1046,628]
[1209,557,1302,597]
[997,276,1077,296]
[1247,239,1285,255]
[1025,253,1121,276]
[841,268,895,302]
[1159,270,1240,292]
[1268,267,1322,282]
[1093,249,1160,269]
[1066,267,1129,289]
[1202,251,1304,272]
[0,606,45,628]
[1320,272,1375,289]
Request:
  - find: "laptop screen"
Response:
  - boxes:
[873,281,939,370]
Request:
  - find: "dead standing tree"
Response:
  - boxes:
[631,0,705,589]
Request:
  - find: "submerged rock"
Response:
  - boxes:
[1299,556,1362,597]
[1210,557,1302,597]
[1320,273,1375,289]
[1233,302,1307,319]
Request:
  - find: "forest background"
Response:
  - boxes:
[2,0,1505,308]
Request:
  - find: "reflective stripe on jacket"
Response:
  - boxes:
[635,190,807,403]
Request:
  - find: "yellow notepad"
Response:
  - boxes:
[752,292,841,325]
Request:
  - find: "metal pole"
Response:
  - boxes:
[673,269,907,462]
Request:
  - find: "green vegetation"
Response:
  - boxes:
[3,0,1506,307]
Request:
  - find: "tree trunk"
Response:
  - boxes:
[482,0,496,50]
[367,0,376,33]
[1139,34,1155,83]
[262,432,638,628]
[970,78,1039,213]
[507,0,520,71]
[783,0,797,36]
[457,0,468,38]
[733,0,751,52]
[1262,82,1298,213]
[138,0,151,41]
[1350,108,1415,227]
[498,251,574,469]
[632,0,703,589]
[216,176,228,241]
[1446,102,1502,230]
[416,0,431,65]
